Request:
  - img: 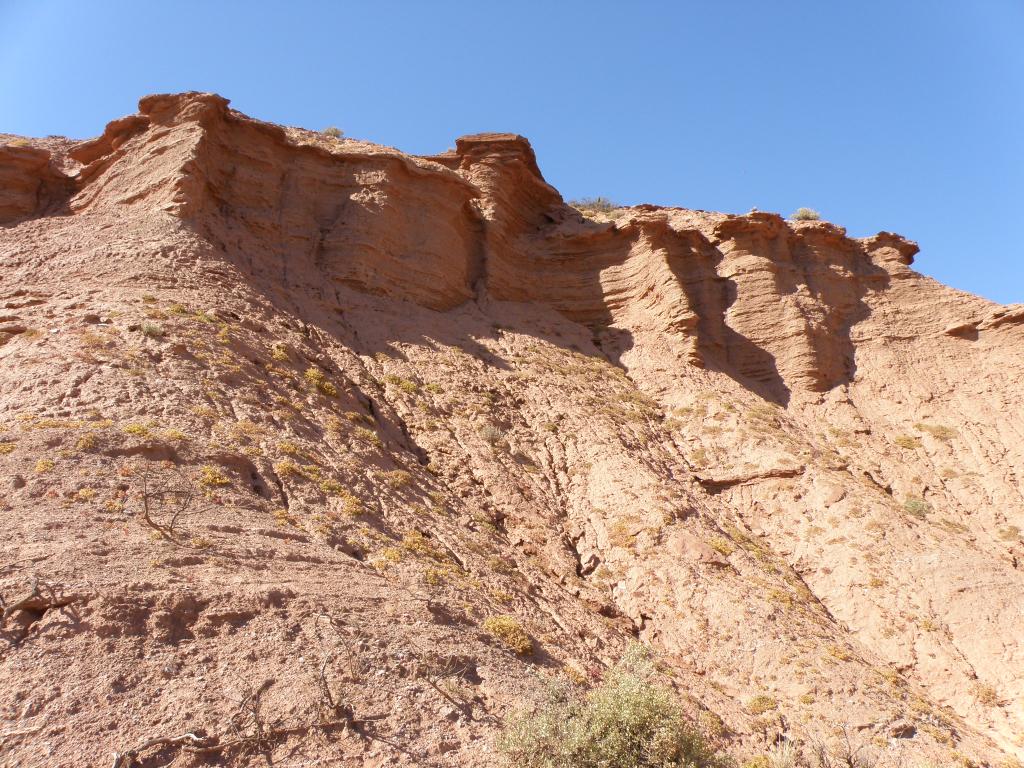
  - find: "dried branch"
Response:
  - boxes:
[111,677,389,768]
[805,725,878,768]
[1,577,77,627]
[135,463,212,546]
[111,733,210,768]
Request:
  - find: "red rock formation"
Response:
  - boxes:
[0,143,72,223]
[2,93,1023,767]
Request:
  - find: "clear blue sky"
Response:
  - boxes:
[2,1,1022,303]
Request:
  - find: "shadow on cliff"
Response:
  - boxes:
[655,228,792,406]
[208,205,890,414]
[658,224,891,406]
[775,234,892,395]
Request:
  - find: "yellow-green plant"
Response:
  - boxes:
[498,646,730,768]
[483,615,533,656]
[304,367,338,397]
[199,465,230,487]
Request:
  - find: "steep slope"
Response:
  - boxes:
[1,93,1022,768]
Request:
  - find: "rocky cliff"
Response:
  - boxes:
[1,93,1022,768]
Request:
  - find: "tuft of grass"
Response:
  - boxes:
[140,321,165,338]
[569,196,619,215]
[199,465,230,487]
[352,426,382,448]
[379,469,414,489]
[903,496,932,518]
[479,423,506,446]
[123,423,150,437]
[273,508,296,527]
[373,547,403,570]
[338,491,363,517]
[827,644,853,661]
[322,126,343,138]
[975,682,998,707]
[277,440,303,457]
[498,645,729,768]
[318,478,345,496]
[482,615,533,655]
[383,374,419,394]
[400,530,447,561]
[790,207,821,221]
[304,367,338,397]
[914,423,957,441]
[273,459,302,479]
[709,537,734,557]
[0,441,16,454]
[894,435,921,450]
[35,459,55,474]
[998,525,1021,542]
[270,342,290,362]
[745,695,777,715]
[696,709,726,741]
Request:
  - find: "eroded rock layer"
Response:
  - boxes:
[1,93,1022,768]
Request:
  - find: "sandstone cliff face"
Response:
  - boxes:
[1,93,1022,768]
[0,142,72,223]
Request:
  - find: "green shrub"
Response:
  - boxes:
[498,646,731,768]
[904,497,932,518]
[790,207,821,221]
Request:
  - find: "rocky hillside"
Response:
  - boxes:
[1,93,1022,768]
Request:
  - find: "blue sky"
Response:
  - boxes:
[2,1,1021,303]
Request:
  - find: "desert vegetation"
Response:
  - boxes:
[569,196,619,215]
[499,646,729,768]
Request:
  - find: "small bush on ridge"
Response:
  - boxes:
[790,207,821,221]
[569,196,619,214]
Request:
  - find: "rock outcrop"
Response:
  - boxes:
[1,93,1022,768]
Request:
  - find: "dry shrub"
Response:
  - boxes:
[498,646,731,768]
